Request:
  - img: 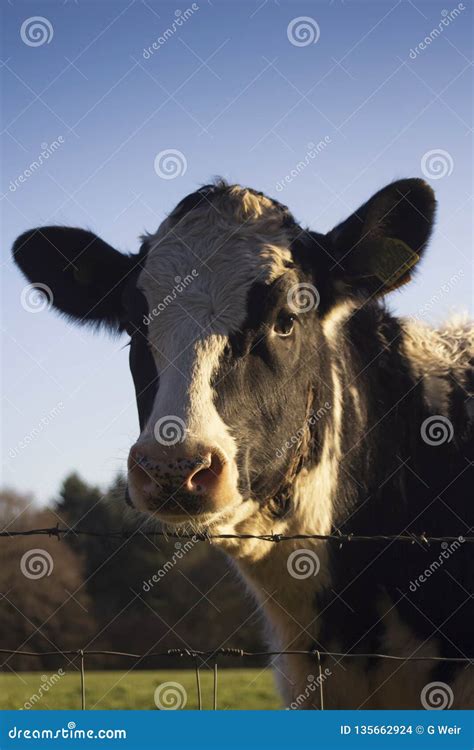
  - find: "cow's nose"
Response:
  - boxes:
[128,442,231,511]
[182,451,225,493]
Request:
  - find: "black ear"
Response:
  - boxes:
[327,179,436,298]
[13,227,136,330]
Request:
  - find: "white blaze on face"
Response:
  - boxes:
[137,185,293,455]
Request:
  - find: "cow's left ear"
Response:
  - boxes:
[326,179,436,297]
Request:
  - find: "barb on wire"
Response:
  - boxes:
[0,525,472,545]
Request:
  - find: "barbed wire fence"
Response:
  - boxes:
[1,526,473,710]
[2,525,473,544]
[0,647,472,711]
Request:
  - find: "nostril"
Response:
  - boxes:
[187,452,225,493]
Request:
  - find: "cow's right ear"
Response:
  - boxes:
[13,226,136,330]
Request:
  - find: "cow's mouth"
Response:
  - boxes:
[125,482,244,529]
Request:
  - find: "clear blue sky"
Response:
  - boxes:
[1,0,472,504]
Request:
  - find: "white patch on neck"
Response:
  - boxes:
[402,315,474,415]
[291,363,342,537]
[322,300,355,345]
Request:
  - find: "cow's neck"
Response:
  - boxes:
[214,303,416,654]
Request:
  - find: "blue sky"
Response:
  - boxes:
[1,0,472,504]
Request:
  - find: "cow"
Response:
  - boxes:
[13,178,473,709]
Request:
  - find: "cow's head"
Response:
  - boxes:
[13,179,435,530]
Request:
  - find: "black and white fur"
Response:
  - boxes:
[13,178,473,708]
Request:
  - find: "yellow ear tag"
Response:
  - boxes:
[361,237,419,288]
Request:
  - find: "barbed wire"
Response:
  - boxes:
[0,524,472,545]
[2,527,472,709]
[1,646,472,711]
[1,646,471,661]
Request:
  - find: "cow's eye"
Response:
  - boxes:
[273,311,295,337]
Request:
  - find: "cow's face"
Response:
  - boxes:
[125,185,330,525]
[13,179,435,530]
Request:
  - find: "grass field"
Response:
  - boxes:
[0,669,280,710]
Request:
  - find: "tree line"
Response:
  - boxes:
[0,475,265,671]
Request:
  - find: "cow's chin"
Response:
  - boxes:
[157,505,241,535]
[126,485,246,533]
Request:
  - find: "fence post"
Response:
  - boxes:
[194,656,202,710]
[79,649,86,710]
[213,659,218,710]
[314,650,324,710]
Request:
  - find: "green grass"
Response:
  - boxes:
[0,669,280,710]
